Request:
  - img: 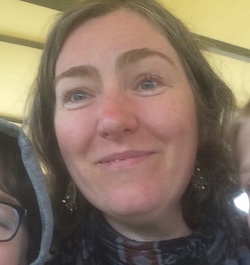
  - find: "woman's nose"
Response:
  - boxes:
[97,93,138,138]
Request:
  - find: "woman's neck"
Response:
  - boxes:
[104,208,192,242]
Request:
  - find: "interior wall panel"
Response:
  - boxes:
[0,41,41,120]
[0,0,58,43]
[162,0,250,49]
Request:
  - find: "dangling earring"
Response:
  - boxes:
[62,181,78,214]
[192,163,208,190]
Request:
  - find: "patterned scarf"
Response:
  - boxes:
[47,210,250,265]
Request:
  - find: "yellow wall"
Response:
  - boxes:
[0,0,58,43]
[0,41,41,118]
[0,0,250,121]
[205,52,250,106]
[0,0,58,120]
[162,0,250,49]
[161,0,250,106]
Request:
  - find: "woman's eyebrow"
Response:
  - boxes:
[55,65,99,85]
[55,48,175,85]
[116,48,176,70]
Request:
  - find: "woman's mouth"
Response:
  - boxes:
[96,150,155,170]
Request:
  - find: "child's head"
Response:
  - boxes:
[231,100,250,223]
[0,119,53,265]
[232,101,250,180]
[0,131,41,264]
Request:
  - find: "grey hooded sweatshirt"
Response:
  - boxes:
[0,119,53,265]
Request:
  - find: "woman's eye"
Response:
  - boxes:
[60,88,94,109]
[139,79,159,90]
[135,75,164,93]
[64,89,90,103]
[70,91,88,102]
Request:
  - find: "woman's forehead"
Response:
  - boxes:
[55,9,180,76]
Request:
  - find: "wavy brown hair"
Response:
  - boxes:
[27,0,238,243]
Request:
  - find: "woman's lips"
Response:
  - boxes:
[96,150,155,170]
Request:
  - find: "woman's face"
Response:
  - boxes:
[0,191,28,265]
[237,120,250,224]
[54,9,198,232]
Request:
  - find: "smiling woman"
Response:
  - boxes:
[54,11,198,235]
[27,0,250,264]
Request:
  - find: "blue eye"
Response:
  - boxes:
[63,88,91,104]
[140,80,158,90]
[70,92,88,102]
[60,87,94,109]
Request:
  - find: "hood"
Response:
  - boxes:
[0,119,53,265]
